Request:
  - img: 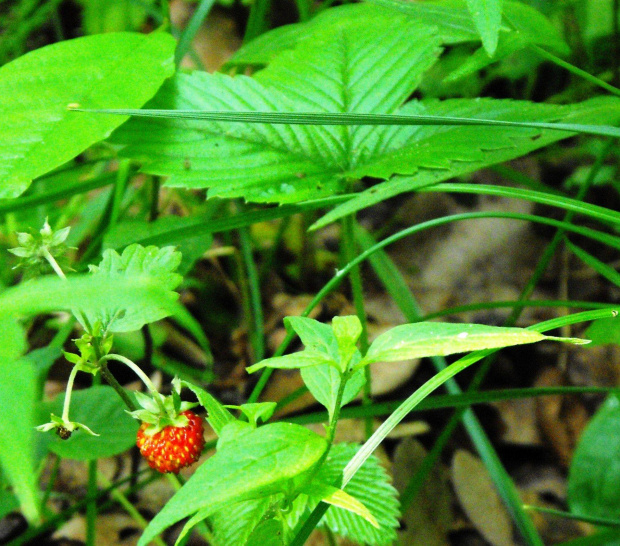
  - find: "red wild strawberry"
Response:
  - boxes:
[136,410,205,474]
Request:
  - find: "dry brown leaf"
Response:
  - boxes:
[393,438,452,546]
[452,450,514,546]
[534,367,588,468]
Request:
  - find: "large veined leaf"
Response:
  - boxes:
[0,31,175,199]
[312,96,620,229]
[137,423,327,546]
[81,244,182,332]
[285,443,400,545]
[112,6,443,204]
[210,497,273,546]
[226,0,566,67]
[45,386,139,460]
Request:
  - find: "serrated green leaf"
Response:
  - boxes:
[137,423,328,546]
[569,396,620,519]
[301,363,365,420]
[312,96,620,229]
[287,443,399,545]
[210,497,273,546]
[104,216,214,276]
[82,244,182,332]
[244,518,286,546]
[466,0,502,55]
[178,380,235,436]
[112,6,442,204]
[0,357,40,524]
[361,323,558,365]
[227,0,566,68]
[0,31,175,198]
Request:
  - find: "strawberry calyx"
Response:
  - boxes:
[127,379,198,436]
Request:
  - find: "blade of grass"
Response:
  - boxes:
[532,46,620,98]
[524,505,620,528]
[566,239,620,288]
[76,108,620,139]
[175,0,216,66]
[286,385,616,425]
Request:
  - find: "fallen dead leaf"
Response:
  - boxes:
[452,449,514,546]
[393,438,452,546]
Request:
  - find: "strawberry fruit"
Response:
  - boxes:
[136,410,205,474]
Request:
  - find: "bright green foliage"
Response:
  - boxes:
[584,317,620,345]
[211,497,274,546]
[301,363,365,420]
[286,443,400,545]
[0,31,175,198]
[137,422,328,546]
[0,274,181,358]
[298,482,379,527]
[465,0,502,55]
[77,0,156,33]
[0,358,40,524]
[569,396,620,519]
[227,0,567,67]
[82,244,182,332]
[226,403,278,427]
[45,386,139,460]
[112,5,443,203]
[244,519,286,546]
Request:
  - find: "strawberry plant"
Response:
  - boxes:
[1,0,620,544]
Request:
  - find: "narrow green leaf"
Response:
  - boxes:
[301,363,365,419]
[567,239,620,288]
[0,357,40,524]
[300,482,379,528]
[45,386,139,460]
[284,316,340,362]
[179,380,235,436]
[361,323,579,366]
[246,351,337,373]
[137,423,327,546]
[466,0,502,55]
[0,31,175,198]
[568,396,620,520]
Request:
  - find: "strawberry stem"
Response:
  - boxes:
[100,354,167,414]
[42,247,67,280]
[61,363,80,422]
